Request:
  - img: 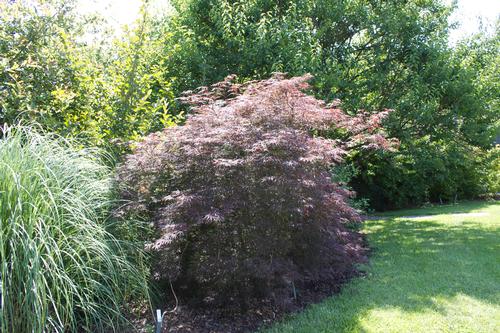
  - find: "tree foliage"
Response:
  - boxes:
[116,74,395,308]
[167,0,499,208]
[0,0,498,208]
[0,0,182,152]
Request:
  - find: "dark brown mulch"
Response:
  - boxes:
[132,232,372,333]
[161,303,279,333]
[149,273,363,333]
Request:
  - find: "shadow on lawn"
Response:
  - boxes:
[365,218,499,309]
[264,213,499,332]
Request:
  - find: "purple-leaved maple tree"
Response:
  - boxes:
[116,73,396,309]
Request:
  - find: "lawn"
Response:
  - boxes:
[263,201,500,333]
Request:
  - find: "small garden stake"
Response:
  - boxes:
[155,281,178,333]
[155,309,164,333]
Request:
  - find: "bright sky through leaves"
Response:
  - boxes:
[447,0,499,43]
[78,0,499,44]
[77,0,172,33]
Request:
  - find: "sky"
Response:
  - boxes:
[77,0,172,32]
[77,0,499,44]
[446,0,499,43]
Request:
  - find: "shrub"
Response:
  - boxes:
[481,146,500,196]
[0,126,147,332]
[0,1,181,153]
[352,138,498,210]
[116,74,395,309]
[167,0,498,210]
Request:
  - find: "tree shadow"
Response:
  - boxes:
[365,218,499,307]
[263,211,499,332]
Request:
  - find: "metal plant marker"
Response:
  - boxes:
[155,309,164,333]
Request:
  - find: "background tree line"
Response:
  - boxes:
[1,0,498,210]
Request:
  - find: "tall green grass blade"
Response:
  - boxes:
[0,126,147,332]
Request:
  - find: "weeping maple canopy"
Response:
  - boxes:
[116,73,395,308]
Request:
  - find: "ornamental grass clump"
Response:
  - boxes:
[0,126,146,333]
[117,74,395,309]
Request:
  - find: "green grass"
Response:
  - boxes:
[264,201,500,333]
[0,126,147,332]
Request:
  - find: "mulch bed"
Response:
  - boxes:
[130,233,370,333]
[147,273,362,333]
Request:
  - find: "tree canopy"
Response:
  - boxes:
[0,0,498,208]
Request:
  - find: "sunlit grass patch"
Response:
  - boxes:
[263,201,500,333]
